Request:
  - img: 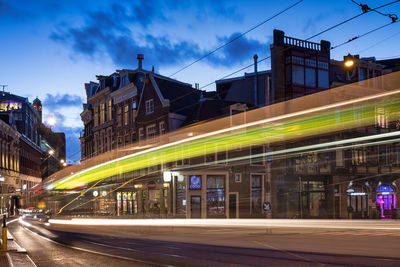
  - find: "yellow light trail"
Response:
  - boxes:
[47,87,400,190]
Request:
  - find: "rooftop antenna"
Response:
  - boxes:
[0,85,7,92]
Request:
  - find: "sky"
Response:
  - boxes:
[0,0,399,162]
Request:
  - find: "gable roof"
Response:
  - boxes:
[153,76,201,116]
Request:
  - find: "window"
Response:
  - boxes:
[117,107,122,127]
[131,132,136,143]
[100,103,105,124]
[117,136,122,147]
[124,104,129,126]
[124,134,129,145]
[234,173,241,183]
[352,148,366,165]
[251,175,262,214]
[376,108,387,128]
[159,121,166,135]
[139,128,144,141]
[305,67,316,87]
[145,99,154,114]
[318,69,329,88]
[94,106,99,127]
[120,75,128,88]
[107,99,112,121]
[251,146,264,165]
[132,102,136,123]
[176,175,186,215]
[292,65,304,85]
[146,124,157,139]
[206,175,225,217]
[217,145,227,164]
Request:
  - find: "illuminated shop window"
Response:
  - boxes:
[206,175,225,217]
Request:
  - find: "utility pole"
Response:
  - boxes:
[0,85,7,92]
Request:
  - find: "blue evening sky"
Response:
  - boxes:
[0,0,399,162]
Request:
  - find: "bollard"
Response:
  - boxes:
[2,215,6,251]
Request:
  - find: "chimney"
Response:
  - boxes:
[253,54,258,106]
[137,54,144,69]
[253,54,258,73]
[195,83,199,90]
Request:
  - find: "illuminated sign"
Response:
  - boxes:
[189,175,201,190]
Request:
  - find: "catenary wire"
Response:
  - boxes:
[306,0,400,41]
[78,1,400,162]
[331,20,398,50]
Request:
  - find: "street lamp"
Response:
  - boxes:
[344,53,355,68]
[48,150,54,156]
[47,116,56,127]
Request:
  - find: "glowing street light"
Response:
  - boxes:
[48,150,54,156]
[344,53,355,68]
[63,162,67,167]
[47,116,56,127]
[60,159,65,164]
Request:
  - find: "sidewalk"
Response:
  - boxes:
[0,220,36,267]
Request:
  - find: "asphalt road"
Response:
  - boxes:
[8,218,400,267]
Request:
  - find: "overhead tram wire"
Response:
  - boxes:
[73,1,400,168]
[164,0,400,104]
[150,1,400,120]
[331,20,399,50]
[168,0,304,78]
[306,0,400,41]
[351,0,399,23]
[359,30,400,53]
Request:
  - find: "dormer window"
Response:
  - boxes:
[112,74,119,87]
[121,75,128,88]
[145,99,154,114]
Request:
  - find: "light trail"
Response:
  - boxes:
[47,218,400,230]
[47,85,400,190]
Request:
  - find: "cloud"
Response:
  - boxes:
[42,93,83,108]
[50,0,254,69]
[206,32,267,66]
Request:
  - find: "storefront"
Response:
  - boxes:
[376,185,397,219]
[346,185,368,219]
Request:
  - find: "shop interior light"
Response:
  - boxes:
[134,184,142,189]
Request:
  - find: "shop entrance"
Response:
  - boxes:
[376,185,397,219]
[191,196,201,218]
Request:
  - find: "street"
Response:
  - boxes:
[6,218,400,266]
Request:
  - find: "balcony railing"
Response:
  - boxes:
[284,36,320,50]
